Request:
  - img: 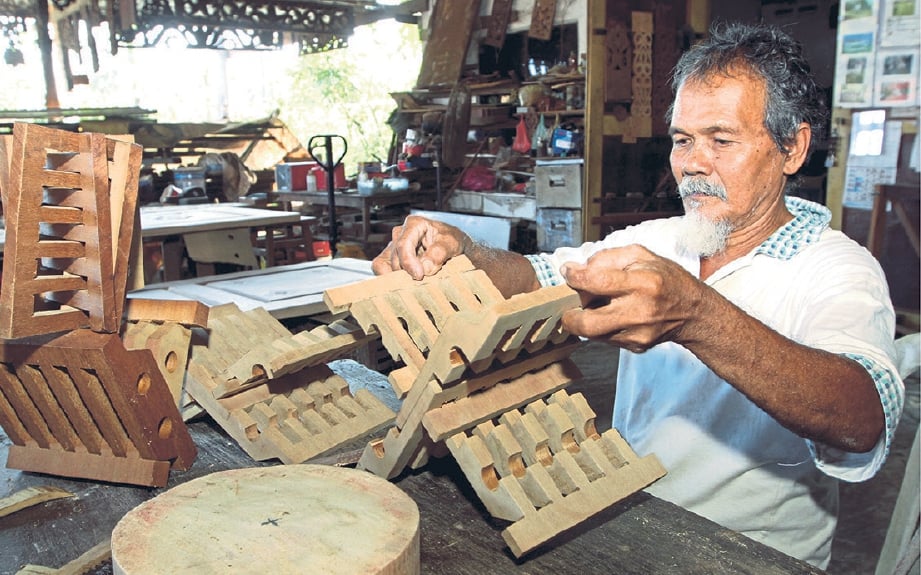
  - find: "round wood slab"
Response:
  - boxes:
[111,465,420,575]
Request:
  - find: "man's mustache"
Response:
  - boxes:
[678,178,728,201]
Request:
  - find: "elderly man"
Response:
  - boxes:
[373,22,904,568]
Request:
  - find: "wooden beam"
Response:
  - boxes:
[35,0,60,110]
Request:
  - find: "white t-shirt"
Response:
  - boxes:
[528,197,904,568]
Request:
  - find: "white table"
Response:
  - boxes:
[128,258,374,319]
[139,203,304,280]
[139,204,302,239]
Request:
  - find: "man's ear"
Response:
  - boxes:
[783,122,812,175]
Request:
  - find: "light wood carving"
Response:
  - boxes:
[630,11,653,138]
[529,0,557,41]
[326,255,666,557]
[184,303,395,464]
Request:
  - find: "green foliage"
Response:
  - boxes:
[278,20,422,174]
[0,18,422,177]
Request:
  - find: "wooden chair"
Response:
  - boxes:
[868,184,920,259]
[251,215,317,267]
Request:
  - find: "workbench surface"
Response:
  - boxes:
[0,343,824,575]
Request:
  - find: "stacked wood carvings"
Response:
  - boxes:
[0,123,196,487]
[324,256,665,557]
[183,303,395,464]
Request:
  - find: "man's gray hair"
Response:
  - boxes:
[666,21,828,159]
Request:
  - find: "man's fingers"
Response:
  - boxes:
[391,223,428,279]
[371,245,395,276]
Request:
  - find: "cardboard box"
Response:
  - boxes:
[275,161,347,191]
[535,159,583,209]
[537,208,582,251]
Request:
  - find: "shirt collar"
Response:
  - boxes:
[755,196,831,260]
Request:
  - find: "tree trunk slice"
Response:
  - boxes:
[111,465,420,575]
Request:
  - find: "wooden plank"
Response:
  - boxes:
[16,537,111,575]
[483,0,513,48]
[415,0,481,88]
[422,360,577,442]
[132,258,373,320]
[123,298,210,326]
[7,445,171,487]
[529,0,557,41]
[0,485,73,519]
[106,136,143,321]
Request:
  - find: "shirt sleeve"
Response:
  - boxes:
[808,352,904,482]
[791,236,905,482]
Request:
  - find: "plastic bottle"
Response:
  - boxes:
[306,169,318,192]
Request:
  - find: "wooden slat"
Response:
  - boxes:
[42,361,111,456]
[0,123,118,338]
[14,365,83,453]
[0,363,57,449]
[415,0,481,88]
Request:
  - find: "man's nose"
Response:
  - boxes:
[679,143,713,177]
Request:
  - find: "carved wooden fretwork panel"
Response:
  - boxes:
[631,11,653,135]
[605,18,632,104]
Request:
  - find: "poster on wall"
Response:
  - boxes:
[842,114,902,209]
[875,49,919,106]
[880,0,920,47]
[834,1,879,107]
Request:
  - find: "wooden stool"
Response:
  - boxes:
[251,215,318,267]
[111,465,420,575]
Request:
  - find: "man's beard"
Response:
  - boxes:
[676,178,733,257]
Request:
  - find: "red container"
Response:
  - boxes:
[275,161,347,191]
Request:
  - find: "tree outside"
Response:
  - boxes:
[0,17,423,176]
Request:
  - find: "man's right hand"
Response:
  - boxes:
[371,215,471,279]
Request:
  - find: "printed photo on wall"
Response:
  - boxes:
[875,49,919,106]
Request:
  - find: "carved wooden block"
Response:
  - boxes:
[123,320,199,420]
[326,256,665,557]
[631,11,653,138]
[529,0,557,41]
[183,303,395,464]
[605,18,632,104]
[0,123,142,339]
[447,390,666,558]
[0,329,196,487]
[326,257,506,398]
[484,0,514,48]
[326,257,583,479]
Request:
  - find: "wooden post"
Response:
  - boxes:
[35,0,60,110]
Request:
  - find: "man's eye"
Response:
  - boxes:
[714,139,733,146]
[672,138,690,147]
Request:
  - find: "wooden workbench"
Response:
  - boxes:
[0,341,824,575]
[274,188,416,247]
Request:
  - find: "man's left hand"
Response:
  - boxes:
[560,245,703,353]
